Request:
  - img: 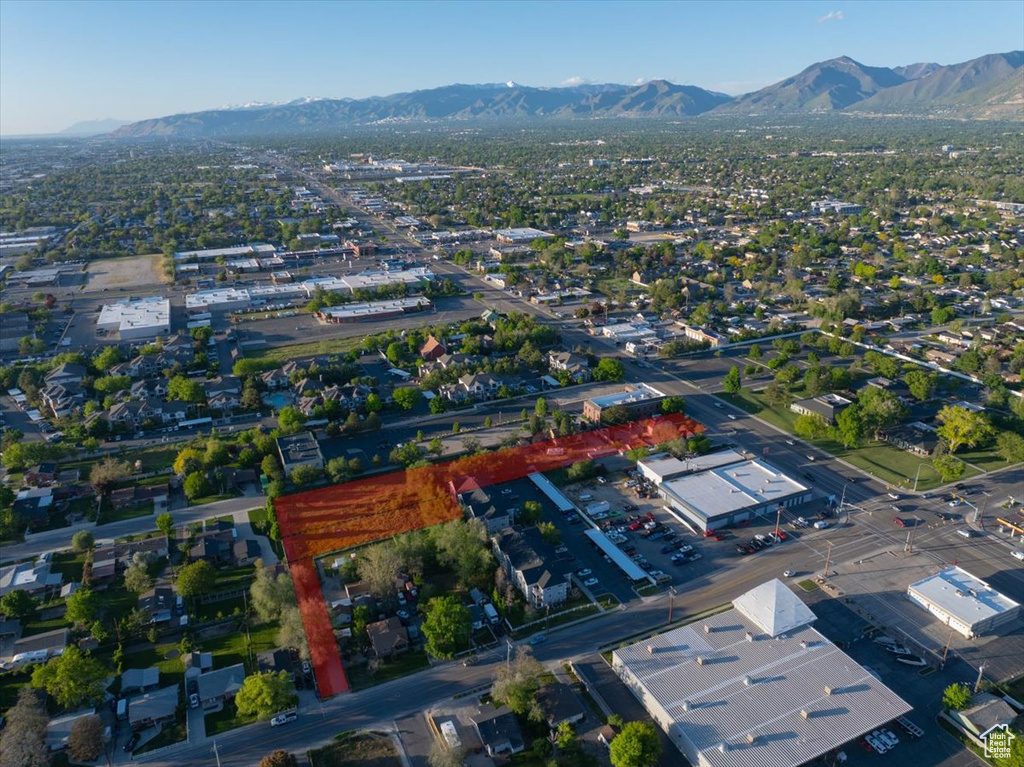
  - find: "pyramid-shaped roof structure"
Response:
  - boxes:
[732,578,816,637]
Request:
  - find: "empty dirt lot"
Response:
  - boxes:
[85,254,166,291]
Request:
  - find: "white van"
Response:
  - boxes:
[956,529,975,539]
[579,493,593,502]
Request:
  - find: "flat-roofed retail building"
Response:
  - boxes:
[907,566,1020,638]
[659,458,810,533]
[613,580,912,767]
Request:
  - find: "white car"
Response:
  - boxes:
[783,569,795,577]
[1012,550,1024,561]
[813,520,830,530]
[583,578,599,587]
[879,729,899,748]
[576,569,592,577]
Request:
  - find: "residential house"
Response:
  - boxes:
[256,648,295,677]
[366,617,409,657]
[789,393,852,426]
[196,664,246,709]
[10,628,68,664]
[24,463,58,487]
[107,399,157,428]
[537,683,586,729]
[472,703,525,757]
[949,692,1018,739]
[882,422,939,457]
[137,586,180,625]
[46,711,97,752]
[453,373,502,402]
[261,368,291,390]
[11,487,54,527]
[44,363,86,387]
[0,558,62,598]
[208,390,240,412]
[130,379,167,400]
[460,486,515,534]
[128,685,180,729]
[42,382,83,418]
[419,335,447,361]
[491,527,571,609]
[233,539,262,566]
[120,667,161,694]
[548,351,591,383]
[190,530,236,564]
[183,651,214,679]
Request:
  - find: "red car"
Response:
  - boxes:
[703,530,716,538]
[628,521,643,531]
[893,517,908,528]
[774,531,788,541]
[712,534,726,542]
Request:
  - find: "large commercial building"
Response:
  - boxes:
[582,383,666,423]
[658,458,810,533]
[613,580,912,767]
[173,243,277,262]
[907,566,1020,638]
[97,297,171,340]
[493,227,555,245]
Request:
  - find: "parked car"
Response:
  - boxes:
[1012,550,1024,561]
[813,520,830,529]
[893,517,908,528]
[528,633,547,645]
[576,569,592,577]
[583,578,599,587]
[783,569,796,577]
[661,544,677,554]
[271,712,298,727]
[124,732,141,753]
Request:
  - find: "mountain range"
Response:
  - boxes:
[110,51,1023,138]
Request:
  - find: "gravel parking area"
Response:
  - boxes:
[85,254,165,290]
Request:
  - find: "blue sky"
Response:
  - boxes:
[1,0,1021,135]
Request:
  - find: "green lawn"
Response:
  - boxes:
[211,564,256,592]
[201,623,279,673]
[719,390,980,491]
[135,711,187,754]
[119,643,187,687]
[196,595,245,622]
[51,551,87,582]
[346,649,430,691]
[189,492,239,506]
[98,501,155,525]
[205,698,257,737]
[247,507,283,559]
[247,336,362,364]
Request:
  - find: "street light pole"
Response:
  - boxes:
[913,463,927,493]
[822,541,834,578]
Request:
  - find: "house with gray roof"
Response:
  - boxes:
[129,685,180,728]
[197,663,246,708]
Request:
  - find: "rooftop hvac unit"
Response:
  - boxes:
[743,676,753,686]
[801,709,810,719]
[746,733,757,744]
[704,625,711,634]
[696,656,705,666]
[824,685,834,696]
[745,632,754,642]
[647,645,654,655]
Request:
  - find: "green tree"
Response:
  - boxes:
[942,682,972,711]
[936,405,994,453]
[491,647,544,722]
[555,721,576,749]
[92,346,123,373]
[31,646,107,709]
[519,500,543,526]
[235,671,295,720]
[277,406,306,434]
[722,365,742,395]
[250,564,296,622]
[538,521,561,545]
[89,457,130,496]
[204,437,230,468]
[609,721,662,767]
[71,530,95,553]
[904,370,936,401]
[65,588,98,628]
[566,459,597,482]
[290,465,322,485]
[660,396,686,414]
[176,559,215,599]
[0,589,38,619]
[429,396,447,414]
[156,512,174,538]
[933,454,966,482]
[277,605,309,659]
[183,471,212,500]
[535,397,548,418]
[68,713,105,762]
[593,357,626,382]
[358,544,403,601]
[124,562,154,595]
[392,387,422,411]
[996,432,1024,464]
[166,375,206,403]
[173,447,205,476]
[421,595,471,659]
[832,404,863,448]
[794,413,828,440]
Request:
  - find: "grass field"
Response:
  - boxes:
[346,650,430,691]
[205,698,257,737]
[201,623,280,673]
[308,731,400,767]
[719,390,986,491]
[247,337,362,364]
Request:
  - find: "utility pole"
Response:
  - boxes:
[774,507,782,539]
[212,741,222,767]
[974,663,986,693]
[667,586,677,625]
[940,629,955,669]
[905,519,921,553]
[822,541,834,578]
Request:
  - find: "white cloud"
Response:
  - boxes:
[559,76,592,87]
[817,10,844,23]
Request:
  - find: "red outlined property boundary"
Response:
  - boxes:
[275,413,703,696]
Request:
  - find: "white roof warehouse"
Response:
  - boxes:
[612,580,912,767]
[658,458,810,533]
[907,566,1020,638]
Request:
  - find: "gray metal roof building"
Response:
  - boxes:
[612,580,912,767]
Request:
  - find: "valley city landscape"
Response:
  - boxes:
[0,2,1023,767]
